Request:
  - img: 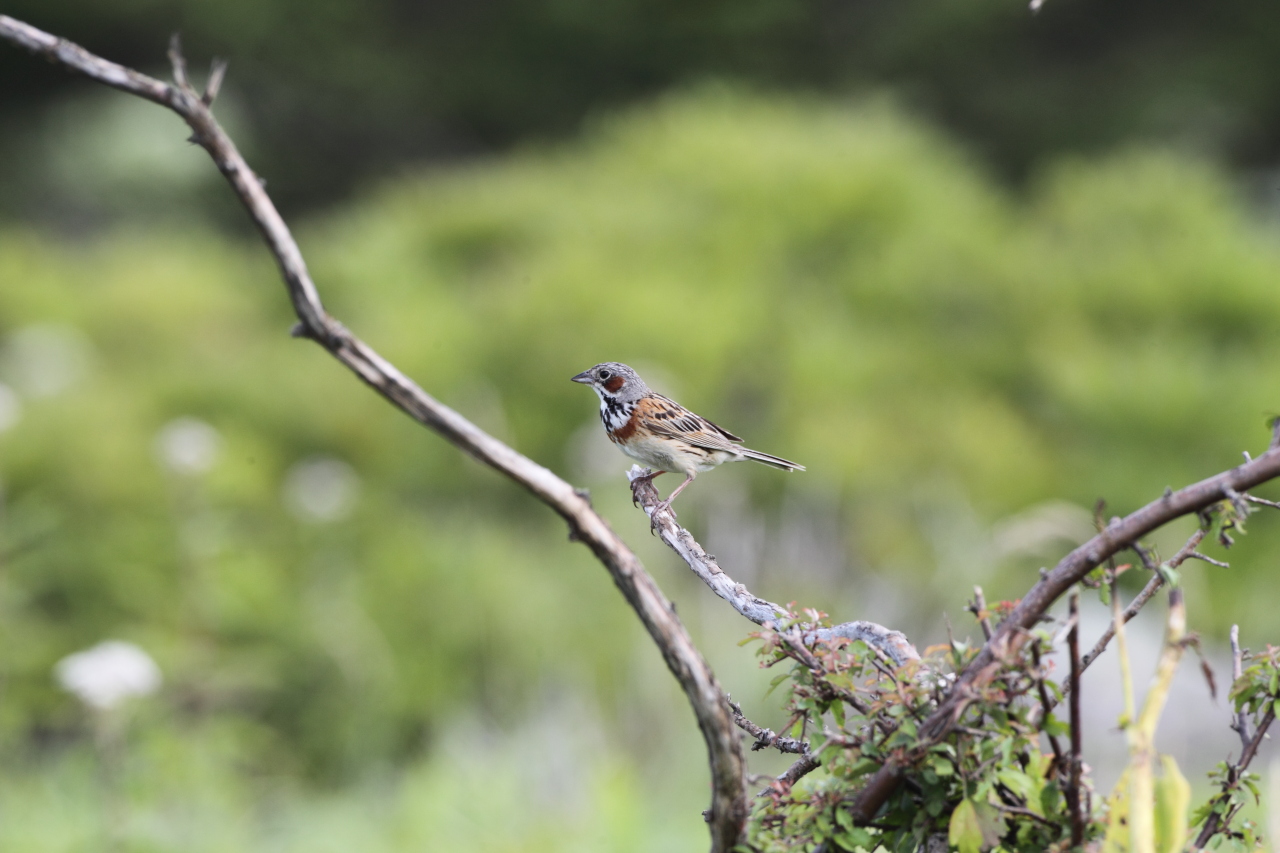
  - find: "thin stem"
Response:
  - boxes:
[1192,707,1276,849]
[1067,591,1084,848]
[1229,625,1250,749]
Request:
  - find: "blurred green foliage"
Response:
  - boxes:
[2,88,1280,844]
[4,0,1280,216]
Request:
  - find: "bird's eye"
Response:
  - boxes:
[598,369,612,380]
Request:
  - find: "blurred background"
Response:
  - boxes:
[3,1,1280,849]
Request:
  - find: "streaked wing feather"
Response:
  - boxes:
[641,394,743,452]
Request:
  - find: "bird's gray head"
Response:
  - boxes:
[571,362,649,403]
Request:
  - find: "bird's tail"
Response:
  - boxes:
[737,447,805,472]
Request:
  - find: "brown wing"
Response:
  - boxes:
[637,394,743,452]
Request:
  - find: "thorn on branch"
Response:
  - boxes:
[1186,551,1229,568]
[203,57,227,105]
[1242,493,1280,511]
[1051,612,1078,648]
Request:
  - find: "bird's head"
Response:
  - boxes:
[571,362,648,402]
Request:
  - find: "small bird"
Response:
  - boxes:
[572,362,804,516]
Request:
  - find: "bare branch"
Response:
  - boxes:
[1186,551,1230,568]
[0,17,751,847]
[629,467,919,666]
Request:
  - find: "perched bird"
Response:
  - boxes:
[572,362,804,516]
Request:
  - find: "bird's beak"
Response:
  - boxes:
[571,371,594,385]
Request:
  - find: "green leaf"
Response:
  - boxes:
[1043,715,1069,737]
[1156,564,1180,588]
[949,798,983,853]
[1154,754,1191,853]
[996,768,1044,816]
[1102,767,1132,853]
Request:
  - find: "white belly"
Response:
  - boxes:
[619,433,737,475]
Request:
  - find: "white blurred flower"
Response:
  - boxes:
[55,640,161,711]
[154,417,221,475]
[283,456,360,523]
[0,382,20,432]
[1,324,92,398]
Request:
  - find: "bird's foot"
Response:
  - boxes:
[630,468,658,507]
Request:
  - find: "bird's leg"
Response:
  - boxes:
[653,472,696,524]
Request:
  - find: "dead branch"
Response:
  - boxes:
[628,467,919,666]
[0,16,750,848]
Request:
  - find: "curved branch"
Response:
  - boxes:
[0,16,749,849]
[850,450,1280,822]
[628,467,919,666]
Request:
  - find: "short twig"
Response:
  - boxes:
[1229,626,1250,749]
[203,58,227,105]
[990,801,1053,824]
[968,586,994,641]
[1242,493,1280,511]
[1186,551,1230,568]
[167,33,189,89]
[727,697,810,755]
